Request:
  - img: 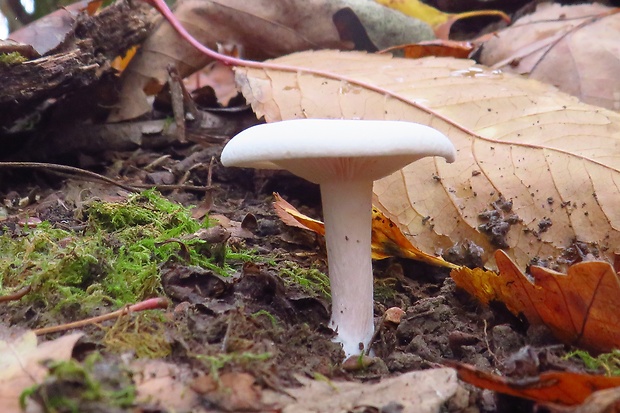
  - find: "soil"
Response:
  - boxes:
[0,138,591,413]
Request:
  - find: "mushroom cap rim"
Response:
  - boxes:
[221,119,457,170]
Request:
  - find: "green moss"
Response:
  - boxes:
[373,277,399,302]
[566,349,620,376]
[195,351,273,381]
[103,312,171,358]
[0,189,245,317]
[20,353,135,411]
[0,52,27,66]
[279,262,330,299]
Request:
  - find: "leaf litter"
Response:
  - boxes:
[4,0,620,410]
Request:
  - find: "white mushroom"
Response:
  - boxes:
[221,119,456,358]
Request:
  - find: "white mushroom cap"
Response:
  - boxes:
[220,119,456,183]
[221,119,456,359]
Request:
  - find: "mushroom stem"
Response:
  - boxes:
[321,179,374,357]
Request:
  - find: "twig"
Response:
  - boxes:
[0,162,139,192]
[33,297,170,335]
[0,285,32,303]
[0,161,214,193]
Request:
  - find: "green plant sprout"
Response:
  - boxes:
[0,52,27,66]
[250,309,278,327]
[566,349,620,376]
[279,262,330,298]
[195,352,273,381]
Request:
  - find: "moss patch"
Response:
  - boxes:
[0,190,233,317]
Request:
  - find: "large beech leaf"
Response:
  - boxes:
[452,251,620,353]
[235,50,620,271]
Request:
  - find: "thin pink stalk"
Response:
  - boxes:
[34,297,170,335]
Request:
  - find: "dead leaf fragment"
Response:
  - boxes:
[376,0,510,39]
[264,368,460,413]
[449,360,620,406]
[451,250,620,353]
[273,193,456,268]
[0,329,83,413]
[132,360,200,412]
[190,372,265,411]
[110,0,433,122]
[479,3,620,110]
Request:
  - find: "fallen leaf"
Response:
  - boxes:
[264,368,461,413]
[190,372,264,411]
[0,328,83,413]
[375,0,510,39]
[109,0,433,122]
[381,39,474,58]
[132,360,201,412]
[449,360,620,406]
[479,3,620,110]
[451,250,620,353]
[8,0,96,55]
[273,193,457,269]
[236,50,620,272]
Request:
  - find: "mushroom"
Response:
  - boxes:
[221,119,456,358]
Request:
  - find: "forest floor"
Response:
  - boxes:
[0,137,589,413]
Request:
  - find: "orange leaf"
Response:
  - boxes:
[448,360,620,406]
[451,250,620,353]
[380,40,473,59]
[273,193,325,235]
[273,193,457,269]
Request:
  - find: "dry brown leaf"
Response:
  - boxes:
[263,368,461,413]
[7,0,93,55]
[452,250,620,353]
[479,3,620,110]
[190,372,265,411]
[109,0,433,122]
[132,359,201,412]
[449,360,620,407]
[273,193,457,268]
[236,50,620,271]
[0,329,83,413]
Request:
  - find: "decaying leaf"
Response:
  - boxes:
[381,39,474,59]
[479,3,620,110]
[109,0,433,122]
[375,0,510,39]
[449,360,620,406]
[132,360,201,412]
[0,329,83,413]
[263,368,462,413]
[190,372,265,411]
[273,193,456,268]
[236,50,620,272]
[451,250,620,353]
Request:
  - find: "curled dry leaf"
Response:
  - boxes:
[237,50,620,271]
[449,360,620,407]
[273,193,456,268]
[451,250,620,353]
[479,3,620,110]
